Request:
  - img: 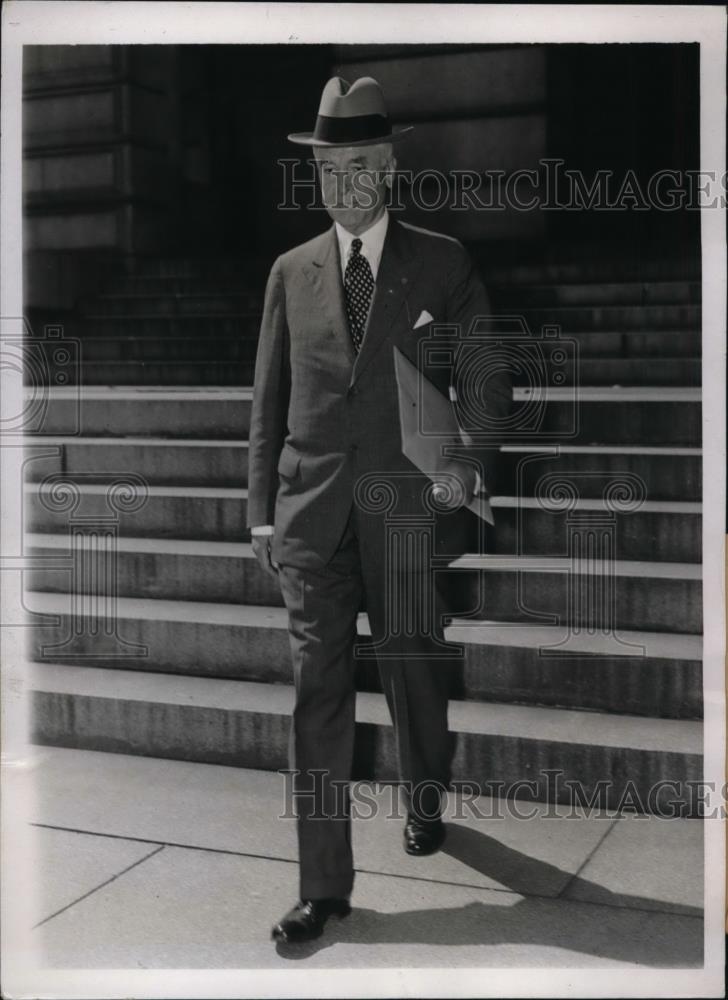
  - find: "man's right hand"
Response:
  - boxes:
[252,533,280,580]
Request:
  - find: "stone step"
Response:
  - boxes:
[36,361,254,387]
[60,330,703,366]
[572,358,701,387]
[72,315,701,357]
[123,256,268,279]
[493,281,701,307]
[65,337,258,365]
[517,304,700,332]
[28,660,704,814]
[481,256,700,286]
[505,387,701,446]
[446,553,702,635]
[23,437,250,486]
[23,438,701,500]
[24,483,702,563]
[25,593,703,720]
[77,315,260,338]
[489,497,701,563]
[500,445,701,502]
[123,253,700,286]
[25,535,702,634]
[78,298,700,338]
[76,312,700,345]
[24,483,252,541]
[32,356,702,389]
[103,275,266,296]
[26,387,253,438]
[567,330,701,358]
[26,386,701,446]
[104,275,700,308]
[80,292,262,317]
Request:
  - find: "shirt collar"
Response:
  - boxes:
[335,210,389,281]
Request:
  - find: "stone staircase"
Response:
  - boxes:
[25,251,703,815]
[41,258,266,387]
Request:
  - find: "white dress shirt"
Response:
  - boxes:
[334,209,389,282]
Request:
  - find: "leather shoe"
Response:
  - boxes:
[403,817,446,856]
[271,897,351,943]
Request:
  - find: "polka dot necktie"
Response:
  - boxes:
[344,238,375,353]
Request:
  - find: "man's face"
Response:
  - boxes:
[314,143,393,234]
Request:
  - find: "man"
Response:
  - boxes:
[247,76,511,944]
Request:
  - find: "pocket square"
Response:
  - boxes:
[414,309,433,329]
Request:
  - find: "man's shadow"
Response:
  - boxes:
[275,821,703,965]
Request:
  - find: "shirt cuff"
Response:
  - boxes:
[251,525,274,536]
[473,470,482,496]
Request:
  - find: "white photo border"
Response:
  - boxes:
[1,3,725,997]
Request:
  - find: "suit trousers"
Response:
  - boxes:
[277,498,457,900]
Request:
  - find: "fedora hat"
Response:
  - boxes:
[288,76,413,147]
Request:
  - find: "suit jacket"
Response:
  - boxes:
[247,217,512,572]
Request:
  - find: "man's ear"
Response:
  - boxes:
[384,154,397,189]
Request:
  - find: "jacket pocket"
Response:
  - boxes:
[277,446,301,480]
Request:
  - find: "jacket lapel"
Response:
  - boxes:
[300,219,423,381]
[302,226,356,367]
[351,218,422,386]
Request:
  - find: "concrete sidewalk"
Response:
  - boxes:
[24,746,703,969]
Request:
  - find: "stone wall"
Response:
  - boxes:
[22,43,699,314]
[23,45,182,312]
[332,44,548,245]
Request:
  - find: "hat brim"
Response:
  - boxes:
[287,125,413,147]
